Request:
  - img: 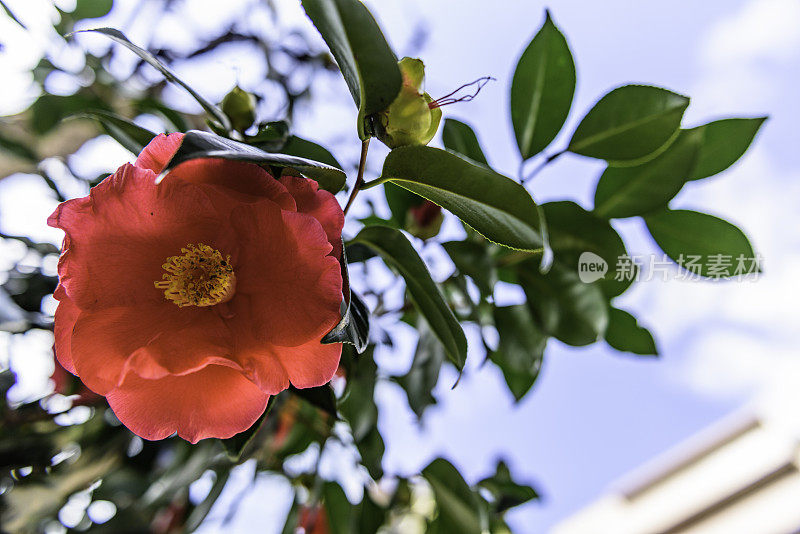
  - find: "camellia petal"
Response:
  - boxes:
[53,295,79,375]
[274,339,343,390]
[279,174,345,251]
[231,204,342,346]
[106,364,269,443]
[134,132,183,174]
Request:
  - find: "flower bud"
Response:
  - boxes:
[406,200,443,240]
[376,57,442,148]
[221,85,257,133]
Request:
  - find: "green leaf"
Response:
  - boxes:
[338,346,384,479]
[357,492,387,534]
[568,85,689,162]
[30,93,111,135]
[379,145,543,251]
[1,1,27,29]
[645,209,757,278]
[76,110,157,154]
[605,307,658,356]
[290,384,337,418]
[442,240,497,297]
[394,322,445,419]
[384,181,425,227]
[688,117,767,180]
[220,397,275,461]
[510,10,575,159]
[71,0,113,20]
[323,239,370,352]
[478,460,539,514]
[301,0,402,139]
[491,305,547,401]
[159,130,347,193]
[422,458,482,534]
[0,131,36,162]
[74,28,231,131]
[442,118,488,165]
[542,201,631,298]
[324,482,353,534]
[593,128,702,219]
[281,135,343,170]
[133,98,189,132]
[353,225,467,369]
[517,261,608,347]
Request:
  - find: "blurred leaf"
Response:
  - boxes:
[301,0,402,139]
[324,482,353,534]
[593,128,702,218]
[517,262,608,346]
[442,118,488,165]
[380,146,544,251]
[220,398,275,461]
[357,491,387,534]
[394,322,445,419]
[568,85,689,162]
[353,225,467,369]
[160,130,346,193]
[688,117,767,180]
[442,240,497,297]
[71,0,113,20]
[1,1,26,29]
[605,307,658,356]
[291,385,337,418]
[281,496,301,534]
[281,135,343,170]
[491,305,547,401]
[422,458,482,534]
[0,131,36,162]
[478,460,539,514]
[30,93,110,135]
[134,98,190,132]
[645,209,757,278]
[510,10,575,159]
[76,110,157,154]
[541,201,630,298]
[184,468,230,531]
[339,346,384,479]
[74,28,232,131]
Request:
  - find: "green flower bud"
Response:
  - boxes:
[376,57,442,149]
[221,85,256,133]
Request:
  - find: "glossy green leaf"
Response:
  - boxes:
[511,10,575,159]
[379,145,543,251]
[323,239,370,352]
[542,201,630,298]
[77,110,157,154]
[568,85,689,161]
[594,128,702,218]
[159,130,347,193]
[394,322,445,419]
[442,240,497,297]
[605,307,658,356]
[353,226,467,369]
[442,118,488,165]
[645,209,757,278]
[688,117,767,180]
[281,135,343,170]
[478,460,539,514]
[290,385,337,418]
[301,0,402,139]
[491,305,547,401]
[422,458,482,534]
[517,261,608,346]
[74,28,231,131]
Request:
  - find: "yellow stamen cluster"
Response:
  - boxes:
[155,243,236,307]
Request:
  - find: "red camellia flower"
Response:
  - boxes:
[48,133,344,443]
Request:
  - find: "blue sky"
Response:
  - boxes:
[1,0,799,532]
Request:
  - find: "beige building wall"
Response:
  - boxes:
[552,409,800,534]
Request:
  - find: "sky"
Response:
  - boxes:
[1,0,799,532]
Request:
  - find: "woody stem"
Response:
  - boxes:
[343,138,370,216]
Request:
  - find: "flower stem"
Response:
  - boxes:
[343,138,370,216]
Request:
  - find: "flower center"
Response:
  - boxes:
[154,243,236,307]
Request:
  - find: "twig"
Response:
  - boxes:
[343,138,370,216]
